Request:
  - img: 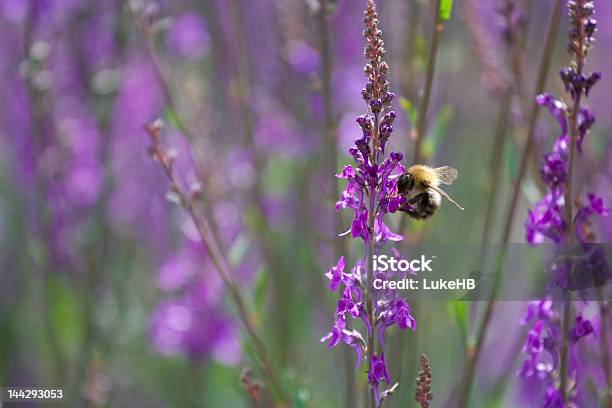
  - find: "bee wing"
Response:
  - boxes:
[427,184,464,210]
[433,166,458,185]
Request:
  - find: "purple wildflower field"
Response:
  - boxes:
[1,0,612,407]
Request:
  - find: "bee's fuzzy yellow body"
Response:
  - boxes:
[396,164,462,219]
[406,165,441,188]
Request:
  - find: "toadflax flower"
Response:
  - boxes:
[520,1,607,405]
[321,1,415,406]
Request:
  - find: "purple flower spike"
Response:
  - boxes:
[322,3,414,404]
[521,1,604,405]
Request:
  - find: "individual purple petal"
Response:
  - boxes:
[374,212,403,243]
[539,152,566,187]
[543,387,563,408]
[394,299,416,330]
[569,315,594,342]
[336,165,356,179]
[167,13,210,59]
[351,209,370,242]
[368,353,390,386]
[577,107,595,153]
[524,192,566,245]
[521,299,554,325]
[320,317,346,348]
[575,193,608,243]
[324,256,346,291]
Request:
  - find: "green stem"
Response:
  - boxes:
[366,111,381,408]
[598,291,612,408]
[316,2,356,406]
[559,296,572,402]
[411,0,442,165]
[477,88,513,274]
[560,4,586,399]
[396,0,444,246]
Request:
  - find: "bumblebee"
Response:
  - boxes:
[397,165,463,219]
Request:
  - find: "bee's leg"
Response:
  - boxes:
[402,192,435,220]
[408,192,430,205]
[399,193,428,218]
[399,203,420,219]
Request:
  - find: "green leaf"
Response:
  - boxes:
[253,267,269,316]
[227,232,251,267]
[399,97,418,125]
[163,107,184,133]
[439,0,454,21]
[422,105,453,160]
[47,277,83,353]
[263,157,294,193]
[447,300,468,342]
[432,106,453,143]
[505,138,518,180]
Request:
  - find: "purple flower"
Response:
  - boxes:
[368,352,390,385]
[525,192,566,245]
[320,318,365,369]
[575,193,609,243]
[577,107,596,153]
[376,298,416,349]
[150,283,239,364]
[167,13,210,59]
[351,209,370,241]
[536,94,568,143]
[518,315,558,380]
[324,256,347,291]
[543,387,563,408]
[394,299,416,330]
[287,41,320,76]
[521,299,555,325]
[540,152,567,187]
[523,320,545,354]
[374,212,403,244]
[568,316,594,342]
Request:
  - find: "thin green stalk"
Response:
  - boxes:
[392,4,444,401]
[145,127,287,403]
[559,4,586,399]
[364,189,377,408]
[21,16,69,386]
[316,2,356,406]
[456,2,562,406]
[317,0,343,255]
[134,4,289,402]
[598,292,612,408]
[400,0,422,105]
[397,0,443,238]
[366,112,381,408]
[411,0,442,165]
[227,0,298,366]
[559,296,572,402]
[477,88,513,273]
